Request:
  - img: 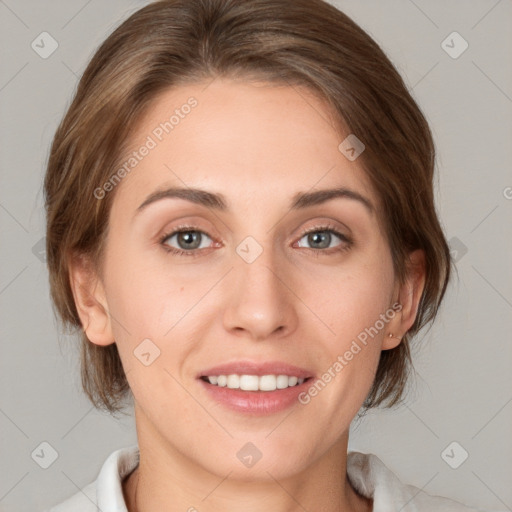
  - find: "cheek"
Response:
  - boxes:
[101,234,170,342]
[304,249,394,398]
[313,256,395,339]
[102,242,210,370]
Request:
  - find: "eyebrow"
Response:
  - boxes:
[135,186,374,216]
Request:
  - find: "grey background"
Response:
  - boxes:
[0,0,511,511]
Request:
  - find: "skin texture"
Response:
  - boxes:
[69,77,426,512]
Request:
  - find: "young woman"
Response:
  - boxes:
[43,0,493,510]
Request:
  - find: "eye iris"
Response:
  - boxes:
[309,231,330,249]
[178,231,201,250]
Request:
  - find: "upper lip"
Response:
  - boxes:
[198,361,314,379]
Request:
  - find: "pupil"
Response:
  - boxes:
[310,231,329,249]
[179,231,200,249]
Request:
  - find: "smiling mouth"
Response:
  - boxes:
[199,374,313,392]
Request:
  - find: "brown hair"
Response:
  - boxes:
[44,0,451,415]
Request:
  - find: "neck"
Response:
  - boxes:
[123,409,372,512]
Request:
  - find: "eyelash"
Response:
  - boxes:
[158,223,353,258]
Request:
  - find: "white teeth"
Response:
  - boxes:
[227,374,240,389]
[288,376,298,386]
[203,374,307,391]
[259,375,277,391]
[239,375,259,391]
[276,375,289,389]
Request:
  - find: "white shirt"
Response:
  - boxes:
[45,444,493,511]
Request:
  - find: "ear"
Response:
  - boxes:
[67,251,115,346]
[382,249,426,350]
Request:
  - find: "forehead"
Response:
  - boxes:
[111,78,377,214]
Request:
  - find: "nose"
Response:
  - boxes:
[222,243,298,342]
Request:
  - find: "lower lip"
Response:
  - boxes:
[198,378,313,415]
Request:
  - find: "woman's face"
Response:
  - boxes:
[79,78,413,480]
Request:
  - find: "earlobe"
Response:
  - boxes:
[383,249,426,350]
[67,252,115,346]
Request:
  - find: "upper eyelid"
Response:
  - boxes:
[163,224,346,237]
